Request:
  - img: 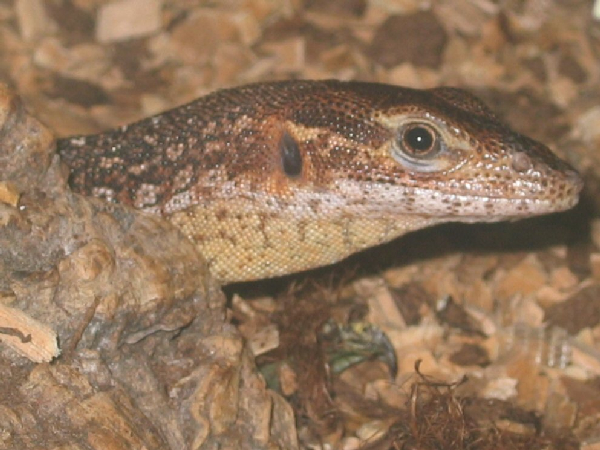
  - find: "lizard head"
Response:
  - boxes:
[56,80,585,282]
[285,81,583,222]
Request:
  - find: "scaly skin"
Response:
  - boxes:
[57,80,583,282]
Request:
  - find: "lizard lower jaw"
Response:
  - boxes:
[438,194,581,221]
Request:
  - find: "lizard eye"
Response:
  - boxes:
[398,123,440,158]
[391,121,448,172]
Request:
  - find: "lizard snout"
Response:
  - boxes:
[564,168,584,196]
[510,149,583,194]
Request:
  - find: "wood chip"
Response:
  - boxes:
[0,182,20,207]
[96,0,162,43]
[15,0,56,41]
[0,301,60,362]
[496,254,548,301]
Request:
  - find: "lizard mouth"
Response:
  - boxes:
[467,167,582,201]
[331,164,583,221]
[425,160,584,219]
[442,195,581,222]
[376,170,582,220]
[429,180,582,219]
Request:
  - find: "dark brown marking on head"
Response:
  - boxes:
[216,208,228,221]
[307,198,321,214]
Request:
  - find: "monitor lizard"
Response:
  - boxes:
[56,80,583,283]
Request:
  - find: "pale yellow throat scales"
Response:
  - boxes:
[168,197,441,283]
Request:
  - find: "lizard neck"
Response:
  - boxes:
[168,197,441,282]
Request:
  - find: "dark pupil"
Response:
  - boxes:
[405,126,434,153]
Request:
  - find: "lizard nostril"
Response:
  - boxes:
[511,152,532,173]
[566,169,584,194]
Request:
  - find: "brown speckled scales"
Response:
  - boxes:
[57,80,582,282]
